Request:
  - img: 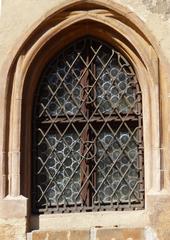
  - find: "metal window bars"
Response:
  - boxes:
[32,37,144,214]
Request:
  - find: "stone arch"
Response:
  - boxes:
[0,0,168,225]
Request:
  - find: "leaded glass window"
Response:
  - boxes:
[32,37,144,213]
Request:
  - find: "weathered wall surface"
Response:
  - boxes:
[142,0,170,19]
[1,0,170,240]
[1,0,170,68]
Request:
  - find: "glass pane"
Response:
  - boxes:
[37,41,86,118]
[36,129,81,206]
[95,48,137,115]
[96,127,140,204]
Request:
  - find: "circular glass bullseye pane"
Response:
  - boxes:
[113,180,119,189]
[64,136,73,145]
[127,96,135,104]
[48,101,59,115]
[57,152,64,161]
[118,99,128,113]
[56,142,65,151]
[65,189,72,198]
[74,87,81,97]
[64,168,72,177]
[73,107,78,114]
[129,179,137,188]
[111,86,118,96]
[101,73,110,83]
[72,162,78,170]
[128,149,137,159]
[126,86,133,95]
[120,185,129,196]
[72,194,78,202]
[99,192,105,201]
[113,141,120,149]
[120,133,129,144]
[58,196,64,204]
[73,142,80,151]
[74,173,80,182]
[48,158,56,167]
[129,141,137,149]
[118,81,127,91]
[104,156,112,165]
[65,102,73,112]
[105,186,113,196]
[48,135,56,146]
[49,167,56,176]
[98,161,105,169]
[103,101,111,112]
[111,95,119,104]
[112,150,120,159]
[64,147,70,155]
[128,169,138,178]
[103,82,111,91]
[107,175,113,184]
[46,189,56,198]
[121,156,129,164]
[104,134,112,144]
[64,157,72,167]
[118,72,126,81]
[120,165,127,174]
[110,67,119,77]
[57,172,64,181]
[113,170,120,180]
[73,152,80,161]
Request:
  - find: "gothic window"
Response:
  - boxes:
[32,37,144,213]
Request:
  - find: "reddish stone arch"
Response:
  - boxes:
[0,0,169,231]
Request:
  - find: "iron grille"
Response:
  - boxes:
[32,37,144,213]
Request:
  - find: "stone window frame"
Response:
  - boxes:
[0,0,168,231]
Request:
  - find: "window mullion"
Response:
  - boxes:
[80,40,91,207]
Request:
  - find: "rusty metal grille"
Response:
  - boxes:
[32,37,144,214]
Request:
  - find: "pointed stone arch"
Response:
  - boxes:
[0,0,168,229]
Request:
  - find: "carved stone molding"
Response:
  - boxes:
[0,0,169,225]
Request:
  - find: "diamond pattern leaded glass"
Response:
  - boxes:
[32,37,144,213]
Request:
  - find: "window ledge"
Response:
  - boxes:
[30,210,148,231]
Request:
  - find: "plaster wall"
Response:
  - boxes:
[1,0,170,68]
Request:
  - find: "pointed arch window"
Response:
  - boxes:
[32,37,144,213]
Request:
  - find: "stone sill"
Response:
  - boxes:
[28,227,157,240]
[30,210,148,230]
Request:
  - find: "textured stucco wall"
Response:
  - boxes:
[1,0,170,68]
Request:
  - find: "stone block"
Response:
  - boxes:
[0,218,27,240]
[32,229,90,240]
[96,227,144,240]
